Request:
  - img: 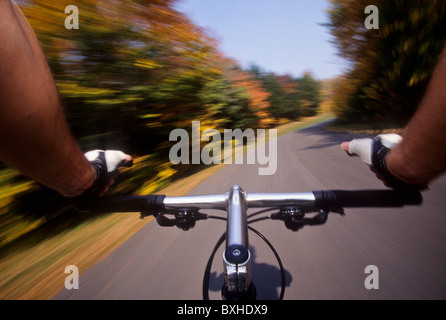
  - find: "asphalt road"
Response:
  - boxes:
[54,122,446,300]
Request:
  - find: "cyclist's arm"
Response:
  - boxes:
[385,43,446,185]
[342,43,446,186]
[0,1,98,197]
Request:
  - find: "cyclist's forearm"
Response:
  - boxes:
[386,43,446,185]
[0,1,95,197]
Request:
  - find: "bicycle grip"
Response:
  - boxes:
[79,195,166,216]
[313,189,422,211]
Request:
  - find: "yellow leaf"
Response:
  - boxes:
[133,59,162,69]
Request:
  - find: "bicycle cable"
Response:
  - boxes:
[247,207,279,219]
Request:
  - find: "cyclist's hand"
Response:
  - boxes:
[81,150,133,198]
[341,134,425,190]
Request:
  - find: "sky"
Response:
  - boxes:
[175,0,350,80]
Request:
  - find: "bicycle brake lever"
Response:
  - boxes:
[155,214,177,227]
[271,208,333,231]
[176,210,208,230]
[154,210,208,230]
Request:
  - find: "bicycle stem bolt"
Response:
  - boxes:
[225,244,249,264]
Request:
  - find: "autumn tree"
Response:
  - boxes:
[326,0,446,124]
[248,66,321,120]
[296,72,321,117]
[1,0,222,245]
[1,0,322,245]
[19,0,219,154]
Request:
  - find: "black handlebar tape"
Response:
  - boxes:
[313,189,422,211]
[82,195,166,216]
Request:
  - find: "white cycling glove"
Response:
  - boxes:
[347,133,402,166]
[81,150,133,198]
[346,134,425,190]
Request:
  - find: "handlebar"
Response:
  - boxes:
[80,188,422,216]
[76,186,422,300]
[78,187,423,243]
[313,189,422,212]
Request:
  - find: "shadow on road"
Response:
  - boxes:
[207,246,293,300]
[295,123,374,151]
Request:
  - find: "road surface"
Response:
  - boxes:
[54,122,446,300]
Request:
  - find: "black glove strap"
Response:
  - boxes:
[79,151,109,199]
[371,137,426,191]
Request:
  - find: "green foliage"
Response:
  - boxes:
[260,73,298,119]
[199,76,258,129]
[249,66,321,120]
[326,0,446,124]
[296,72,321,117]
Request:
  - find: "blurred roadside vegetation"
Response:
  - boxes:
[0,0,322,250]
[6,0,445,256]
[325,0,446,125]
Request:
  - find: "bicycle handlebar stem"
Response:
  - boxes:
[222,185,253,299]
[226,185,249,248]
